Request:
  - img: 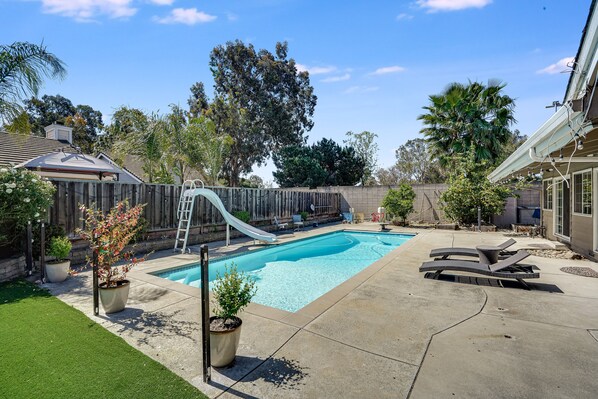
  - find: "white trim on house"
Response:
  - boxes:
[488,106,587,182]
[553,175,571,241]
[490,1,598,183]
[542,178,553,211]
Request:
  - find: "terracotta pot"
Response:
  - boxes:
[99,280,130,314]
[210,317,242,367]
[45,260,70,283]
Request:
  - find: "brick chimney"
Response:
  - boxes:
[44,124,73,144]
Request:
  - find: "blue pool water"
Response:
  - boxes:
[155,231,413,312]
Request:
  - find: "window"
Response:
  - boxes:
[543,179,553,210]
[573,171,592,215]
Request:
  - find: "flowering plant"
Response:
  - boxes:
[77,200,147,288]
[0,167,55,249]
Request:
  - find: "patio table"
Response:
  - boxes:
[476,245,501,264]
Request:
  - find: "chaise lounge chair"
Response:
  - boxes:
[273,216,288,230]
[420,250,539,289]
[429,238,517,260]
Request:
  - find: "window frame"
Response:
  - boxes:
[542,178,553,211]
[573,168,593,217]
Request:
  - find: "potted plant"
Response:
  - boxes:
[45,236,72,283]
[77,200,146,314]
[210,263,256,367]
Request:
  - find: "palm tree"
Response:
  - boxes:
[0,42,66,130]
[418,80,515,166]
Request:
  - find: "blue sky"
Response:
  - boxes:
[1,0,591,184]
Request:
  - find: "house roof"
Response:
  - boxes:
[0,131,72,166]
[96,152,144,183]
[489,0,598,183]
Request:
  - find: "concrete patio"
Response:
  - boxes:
[45,224,598,398]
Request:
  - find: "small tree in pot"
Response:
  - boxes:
[45,236,72,283]
[77,200,146,314]
[210,263,256,367]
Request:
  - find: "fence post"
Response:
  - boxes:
[200,244,211,383]
[477,207,482,232]
[92,246,99,316]
[40,222,45,283]
[26,221,33,275]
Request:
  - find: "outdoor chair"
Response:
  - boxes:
[273,216,289,230]
[420,250,539,289]
[292,214,304,231]
[341,212,353,224]
[429,238,517,260]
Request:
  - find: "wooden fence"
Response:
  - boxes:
[49,179,342,236]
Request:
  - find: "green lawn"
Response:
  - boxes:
[0,280,207,399]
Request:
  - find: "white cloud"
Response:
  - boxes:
[417,0,492,12]
[396,13,413,20]
[344,86,379,94]
[537,57,575,74]
[371,66,406,75]
[295,63,336,75]
[227,13,239,21]
[149,0,174,5]
[321,74,351,83]
[154,8,217,25]
[41,0,137,21]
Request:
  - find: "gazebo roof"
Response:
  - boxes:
[18,151,121,176]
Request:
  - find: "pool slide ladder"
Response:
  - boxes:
[174,180,277,253]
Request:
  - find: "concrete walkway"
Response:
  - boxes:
[46,224,598,398]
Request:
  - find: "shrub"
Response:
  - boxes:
[299,211,309,221]
[33,223,65,259]
[382,183,416,223]
[0,167,55,250]
[212,263,256,321]
[440,154,512,224]
[232,211,250,223]
[47,236,71,262]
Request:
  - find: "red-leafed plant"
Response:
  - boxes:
[77,200,147,288]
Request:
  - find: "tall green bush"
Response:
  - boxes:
[440,154,512,224]
[382,183,416,223]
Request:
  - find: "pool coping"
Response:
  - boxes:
[128,225,429,328]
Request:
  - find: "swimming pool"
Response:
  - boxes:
[155,230,414,312]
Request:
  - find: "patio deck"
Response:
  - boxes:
[46,224,598,398]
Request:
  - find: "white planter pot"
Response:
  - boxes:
[45,260,70,283]
[210,317,242,367]
[99,280,130,314]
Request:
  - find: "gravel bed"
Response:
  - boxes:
[560,267,598,278]
[527,249,584,259]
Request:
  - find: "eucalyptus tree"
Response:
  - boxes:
[344,130,379,186]
[273,138,365,188]
[394,138,444,183]
[188,82,209,118]
[418,81,516,166]
[0,42,66,131]
[209,40,317,186]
